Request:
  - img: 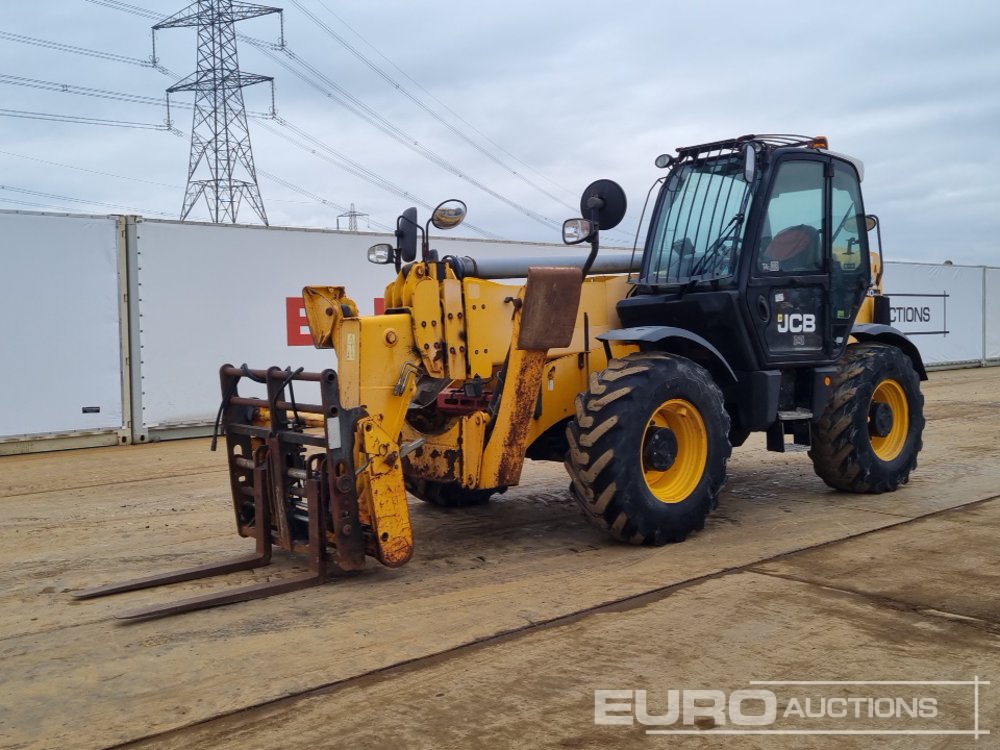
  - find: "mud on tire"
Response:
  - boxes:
[565,353,731,545]
[810,343,924,492]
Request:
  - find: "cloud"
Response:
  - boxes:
[0,0,997,264]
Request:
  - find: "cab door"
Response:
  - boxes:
[745,156,830,365]
[827,160,871,355]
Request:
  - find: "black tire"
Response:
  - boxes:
[810,343,924,492]
[404,477,502,508]
[565,353,731,545]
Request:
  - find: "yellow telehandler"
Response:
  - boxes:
[77,134,925,618]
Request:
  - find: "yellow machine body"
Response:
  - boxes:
[301,262,637,564]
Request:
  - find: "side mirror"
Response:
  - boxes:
[562,218,593,245]
[865,215,878,232]
[430,199,467,230]
[395,207,420,263]
[367,243,394,264]
[743,143,757,183]
[574,179,627,277]
[580,179,627,230]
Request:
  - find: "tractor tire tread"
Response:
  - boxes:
[565,353,731,546]
[809,343,924,493]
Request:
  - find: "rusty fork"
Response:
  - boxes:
[73,366,366,621]
[73,446,276,615]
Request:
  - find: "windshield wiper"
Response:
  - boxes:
[687,212,744,282]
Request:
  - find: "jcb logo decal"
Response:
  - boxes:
[776,313,816,333]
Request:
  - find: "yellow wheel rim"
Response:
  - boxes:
[642,398,708,503]
[869,379,909,462]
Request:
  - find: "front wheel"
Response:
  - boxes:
[810,343,924,492]
[565,353,731,545]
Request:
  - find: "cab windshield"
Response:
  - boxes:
[641,153,753,285]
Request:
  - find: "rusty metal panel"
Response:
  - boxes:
[319,370,366,571]
[303,286,355,349]
[459,413,487,488]
[360,418,414,567]
[441,278,469,378]
[400,416,464,483]
[400,412,488,488]
[518,267,583,351]
[412,278,447,378]
[547,275,629,356]
[480,348,547,487]
[463,278,519,378]
[356,314,419,432]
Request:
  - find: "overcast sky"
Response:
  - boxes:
[1,0,998,264]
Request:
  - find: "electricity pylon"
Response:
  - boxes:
[337,203,370,231]
[154,0,281,225]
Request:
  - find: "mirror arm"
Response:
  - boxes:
[581,232,600,277]
[392,218,405,271]
[580,200,603,277]
[422,218,433,260]
[874,215,884,287]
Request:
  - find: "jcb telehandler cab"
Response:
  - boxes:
[76,134,924,618]
[564,134,925,545]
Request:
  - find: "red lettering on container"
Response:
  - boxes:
[286,296,312,346]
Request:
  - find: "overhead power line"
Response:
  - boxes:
[255,118,503,240]
[257,169,391,231]
[0,107,169,130]
[0,148,360,214]
[80,0,588,239]
[0,66,498,234]
[287,0,576,213]
[0,195,93,213]
[82,0,566,206]
[0,183,178,217]
[246,39,564,232]
[0,72,271,123]
[82,0,159,20]
[0,73,164,107]
[84,0,568,234]
[309,0,576,202]
[0,149,177,188]
[0,29,171,74]
[255,116,415,202]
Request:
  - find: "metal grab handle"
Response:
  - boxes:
[757,294,771,324]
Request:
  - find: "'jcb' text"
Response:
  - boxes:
[777,313,816,333]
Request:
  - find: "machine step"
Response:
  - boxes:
[767,409,814,452]
[777,409,814,421]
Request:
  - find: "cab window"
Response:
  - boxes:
[830,161,870,341]
[758,161,825,274]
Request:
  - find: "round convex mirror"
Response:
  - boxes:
[431,200,467,230]
[579,179,627,231]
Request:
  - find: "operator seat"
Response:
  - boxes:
[763,225,820,272]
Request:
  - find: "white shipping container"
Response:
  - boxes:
[0,211,124,444]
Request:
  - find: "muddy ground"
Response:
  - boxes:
[1,367,998,749]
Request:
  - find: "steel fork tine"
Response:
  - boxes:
[116,572,324,620]
[73,555,270,600]
[74,454,274,601]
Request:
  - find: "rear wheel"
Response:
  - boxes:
[810,343,924,492]
[404,477,502,508]
[565,353,731,545]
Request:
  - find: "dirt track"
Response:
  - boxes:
[1,367,998,749]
